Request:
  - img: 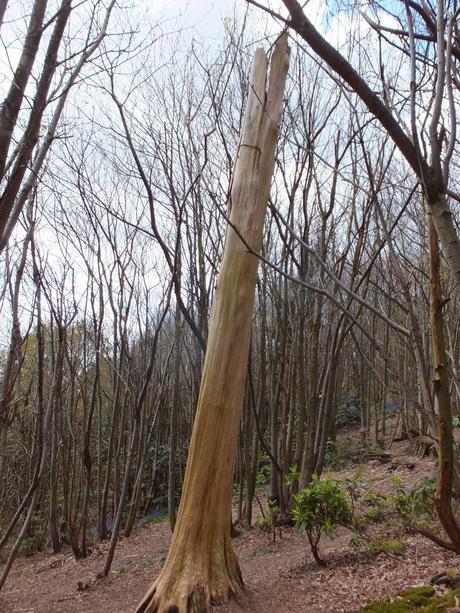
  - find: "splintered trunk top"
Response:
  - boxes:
[136,34,290,613]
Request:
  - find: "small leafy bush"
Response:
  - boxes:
[324,438,370,469]
[391,475,437,529]
[256,515,271,533]
[256,500,279,536]
[256,451,271,488]
[284,464,301,486]
[367,538,405,556]
[20,511,47,555]
[336,397,361,430]
[350,533,405,556]
[325,439,339,469]
[408,476,437,517]
[359,491,388,525]
[292,474,351,565]
[343,470,364,512]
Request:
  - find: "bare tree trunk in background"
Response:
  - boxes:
[249,0,460,285]
[0,0,72,245]
[0,0,47,181]
[101,292,171,576]
[168,291,182,531]
[0,225,31,433]
[0,0,9,31]
[428,212,460,550]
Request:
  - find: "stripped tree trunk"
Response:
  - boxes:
[136,34,290,613]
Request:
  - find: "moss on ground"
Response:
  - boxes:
[360,585,460,612]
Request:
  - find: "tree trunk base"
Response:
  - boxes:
[136,540,243,613]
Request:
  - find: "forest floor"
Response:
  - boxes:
[1,430,459,612]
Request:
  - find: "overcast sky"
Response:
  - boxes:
[0,0,401,347]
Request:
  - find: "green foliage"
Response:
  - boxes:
[256,451,271,488]
[256,515,271,533]
[359,491,388,525]
[249,545,274,558]
[408,477,437,517]
[349,533,361,548]
[135,512,167,529]
[146,443,170,502]
[350,530,405,557]
[350,484,405,557]
[365,538,405,556]
[343,474,442,566]
[343,470,365,510]
[292,474,351,564]
[283,465,301,486]
[359,585,460,612]
[361,491,383,505]
[20,511,47,556]
[20,534,46,556]
[392,476,437,528]
[256,500,279,533]
[336,397,361,430]
[325,439,339,469]
[324,438,371,470]
[348,475,437,558]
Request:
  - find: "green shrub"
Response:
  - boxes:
[284,464,301,486]
[350,534,405,556]
[343,471,365,512]
[360,491,388,525]
[256,500,279,535]
[336,397,361,430]
[366,538,405,556]
[325,439,339,469]
[391,475,437,529]
[408,476,437,517]
[324,438,369,469]
[292,474,351,565]
[20,511,47,555]
[256,451,271,487]
[256,515,271,533]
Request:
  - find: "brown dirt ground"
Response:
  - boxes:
[1,441,459,613]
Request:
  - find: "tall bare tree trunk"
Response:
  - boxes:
[168,297,182,531]
[428,212,460,550]
[136,35,290,613]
